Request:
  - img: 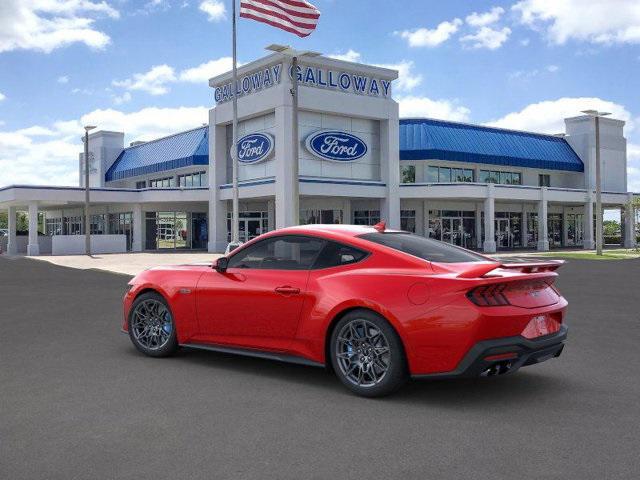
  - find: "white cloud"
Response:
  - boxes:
[397,95,471,122]
[509,64,560,81]
[112,64,177,95]
[179,57,234,83]
[57,75,69,84]
[374,60,422,93]
[328,50,362,63]
[486,97,634,134]
[199,0,226,21]
[461,26,511,50]
[397,19,463,47]
[113,91,132,105]
[0,92,5,102]
[513,0,640,45]
[0,106,209,187]
[0,0,119,53]
[466,7,505,27]
[520,38,531,46]
[326,52,422,93]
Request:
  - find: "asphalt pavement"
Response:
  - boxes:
[1,255,639,480]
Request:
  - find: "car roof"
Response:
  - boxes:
[263,224,407,242]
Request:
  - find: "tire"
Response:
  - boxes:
[128,291,178,358]
[330,310,408,397]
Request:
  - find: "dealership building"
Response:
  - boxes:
[0,51,637,256]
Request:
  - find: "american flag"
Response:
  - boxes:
[240,0,321,38]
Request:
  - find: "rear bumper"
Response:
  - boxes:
[412,324,567,379]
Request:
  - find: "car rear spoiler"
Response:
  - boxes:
[457,260,565,278]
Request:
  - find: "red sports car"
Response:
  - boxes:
[122,223,567,397]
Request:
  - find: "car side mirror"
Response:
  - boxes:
[214,257,229,273]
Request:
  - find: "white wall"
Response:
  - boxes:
[52,234,127,255]
[80,131,125,188]
[565,116,627,192]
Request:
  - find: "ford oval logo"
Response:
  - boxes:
[305,130,368,162]
[234,133,274,164]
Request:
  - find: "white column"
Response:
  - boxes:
[7,206,17,255]
[274,104,297,229]
[343,198,351,224]
[475,203,482,250]
[27,203,40,256]
[583,194,594,249]
[267,198,275,231]
[537,187,550,251]
[132,204,143,252]
[624,193,636,248]
[483,185,496,253]
[208,119,231,253]
[381,112,401,229]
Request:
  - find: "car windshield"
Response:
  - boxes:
[358,232,486,263]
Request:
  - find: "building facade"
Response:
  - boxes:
[1,52,637,255]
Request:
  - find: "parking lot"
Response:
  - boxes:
[1,255,639,480]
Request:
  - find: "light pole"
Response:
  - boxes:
[83,125,96,255]
[581,110,610,256]
[265,44,320,226]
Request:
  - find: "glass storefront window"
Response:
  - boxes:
[479,170,522,185]
[400,210,416,233]
[354,210,380,226]
[427,166,439,183]
[400,165,416,183]
[548,214,563,247]
[226,211,269,243]
[428,209,476,249]
[300,209,343,226]
[438,167,451,183]
[146,211,207,250]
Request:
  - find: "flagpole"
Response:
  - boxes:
[291,55,300,226]
[231,0,240,244]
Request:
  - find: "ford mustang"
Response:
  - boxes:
[122,223,567,397]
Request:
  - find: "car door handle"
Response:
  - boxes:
[275,286,301,296]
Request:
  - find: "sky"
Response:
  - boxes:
[0,0,639,192]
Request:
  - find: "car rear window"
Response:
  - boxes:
[358,232,486,263]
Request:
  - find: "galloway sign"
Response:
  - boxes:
[292,65,392,99]
[234,133,275,164]
[213,61,393,104]
[214,64,283,104]
[305,131,367,162]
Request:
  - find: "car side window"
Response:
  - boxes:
[313,241,369,269]
[227,235,326,270]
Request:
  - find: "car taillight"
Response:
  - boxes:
[467,284,510,306]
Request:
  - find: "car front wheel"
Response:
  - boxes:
[330,310,408,397]
[128,292,178,357]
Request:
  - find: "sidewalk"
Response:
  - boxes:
[23,252,220,276]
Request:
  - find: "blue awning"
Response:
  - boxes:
[105,126,209,182]
[399,118,584,172]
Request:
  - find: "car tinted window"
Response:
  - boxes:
[227,235,326,270]
[313,241,368,269]
[359,232,486,263]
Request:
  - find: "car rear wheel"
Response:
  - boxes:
[330,310,408,397]
[128,292,178,358]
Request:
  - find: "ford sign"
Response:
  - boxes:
[305,130,367,162]
[234,133,274,164]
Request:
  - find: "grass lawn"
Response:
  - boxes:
[540,249,640,260]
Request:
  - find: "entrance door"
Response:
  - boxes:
[443,218,463,246]
[496,218,513,249]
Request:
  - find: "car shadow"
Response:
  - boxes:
[119,342,572,405]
